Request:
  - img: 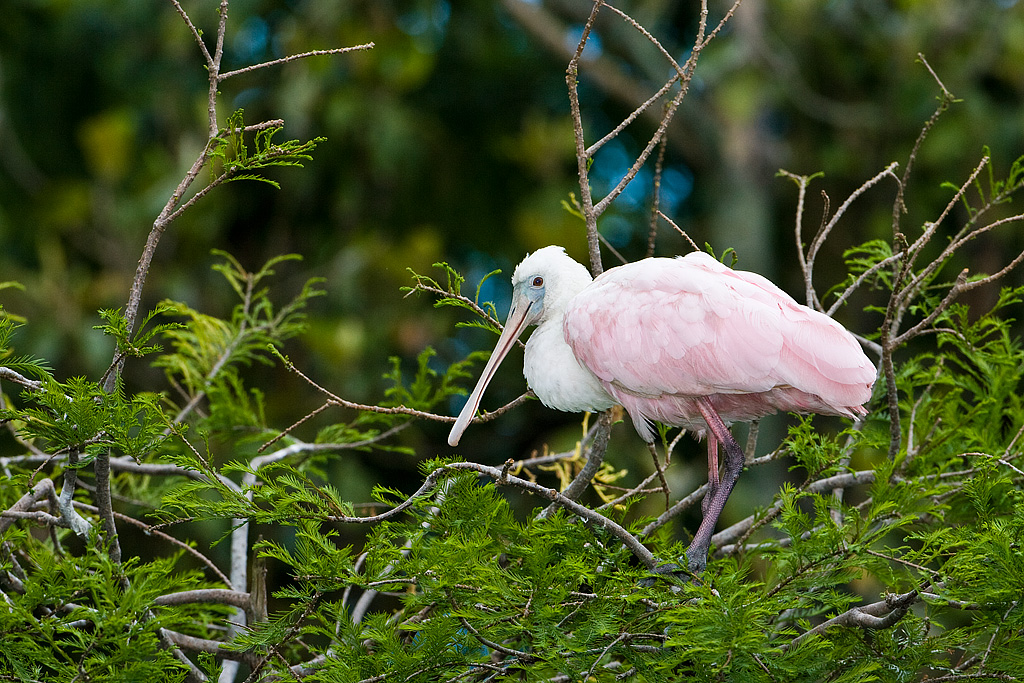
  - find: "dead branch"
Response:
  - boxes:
[785,590,919,650]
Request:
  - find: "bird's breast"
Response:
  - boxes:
[523,320,616,414]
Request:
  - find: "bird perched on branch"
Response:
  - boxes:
[449,245,875,572]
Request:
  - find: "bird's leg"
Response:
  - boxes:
[686,397,746,573]
[702,432,720,516]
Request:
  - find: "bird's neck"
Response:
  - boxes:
[523,314,616,414]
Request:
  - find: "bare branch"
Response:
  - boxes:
[587,0,738,242]
[154,589,251,609]
[0,367,43,391]
[218,44,375,81]
[566,0,605,275]
[598,2,684,76]
[163,629,262,666]
[918,52,956,103]
[167,0,213,66]
[591,80,689,218]
[585,73,680,159]
[805,162,900,311]
[895,155,990,310]
[324,468,448,524]
[209,0,230,136]
[458,615,535,662]
[963,451,1024,478]
[945,213,1024,267]
[778,170,818,306]
[95,449,122,563]
[0,479,57,536]
[826,249,906,317]
[597,230,629,265]
[647,134,670,257]
[891,268,969,347]
[277,351,533,425]
[890,54,957,233]
[785,590,919,650]
[74,500,231,585]
[0,509,63,526]
[656,210,700,252]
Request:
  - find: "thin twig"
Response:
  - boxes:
[591,79,689,218]
[566,0,605,275]
[894,155,991,315]
[598,2,684,76]
[826,249,906,317]
[806,163,900,312]
[647,133,669,257]
[74,500,230,585]
[324,468,448,523]
[778,170,818,306]
[278,353,534,425]
[167,0,214,66]
[407,283,509,338]
[657,210,700,252]
[586,73,680,159]
[218,44,375,81]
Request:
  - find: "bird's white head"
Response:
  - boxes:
[509,245,594,325]
[447,246,594,446]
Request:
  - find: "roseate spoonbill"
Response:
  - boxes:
[448,245,875,572]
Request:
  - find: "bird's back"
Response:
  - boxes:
[563,252,875,439]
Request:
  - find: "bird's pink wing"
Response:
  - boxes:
[563,252,874,412]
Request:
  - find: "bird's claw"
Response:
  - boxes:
[639,561,699,589]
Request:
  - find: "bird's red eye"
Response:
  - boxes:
[532,276,544,287]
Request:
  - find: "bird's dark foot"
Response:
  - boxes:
[685,543,709,574]
[639,561,698,588]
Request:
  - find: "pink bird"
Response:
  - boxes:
[448,245,875,572]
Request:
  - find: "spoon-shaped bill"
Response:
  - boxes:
[447,298,533,446]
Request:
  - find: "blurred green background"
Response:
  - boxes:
[2,0,1023,511]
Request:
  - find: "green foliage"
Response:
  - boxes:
[955,148,1024,216]
[406,261,504,332]
[95,303,184,360]
[0,314,52,380]
[0,536,213,682]
[209,110,325,189]
[703,242,739,267]
[838,239,896,295]
[140,258,1024,679]
[154,251,323,438]
[381,346,475,414]
[1,374,167,460]
[156,251,323,391]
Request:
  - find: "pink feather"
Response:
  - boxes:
[563,251,875,438]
